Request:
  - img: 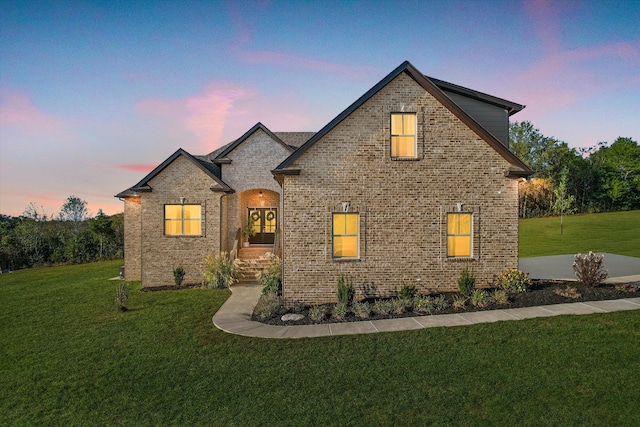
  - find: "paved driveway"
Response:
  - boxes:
[519,253,640,281]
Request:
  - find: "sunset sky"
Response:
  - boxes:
[1,0,639,217]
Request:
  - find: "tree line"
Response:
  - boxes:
[510,121,639,218]
[0,196,123,272]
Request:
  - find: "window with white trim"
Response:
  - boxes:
[447,212,472,257]
[390,113,417,158]
[332,212,359,259]
[165,204,202,236]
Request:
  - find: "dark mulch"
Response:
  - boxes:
[254,280,640,326]
[140,283,205,292]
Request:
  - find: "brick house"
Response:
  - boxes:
[116,61,532,304]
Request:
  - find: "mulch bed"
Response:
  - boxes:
[254,280,640,326]
[140,283,205,291]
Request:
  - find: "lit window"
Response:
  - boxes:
[165,204,202,236]
[391,113,416,158]
[332,213,359,258]
[447,213,472,257]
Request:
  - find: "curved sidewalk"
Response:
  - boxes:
[212,283,640,339]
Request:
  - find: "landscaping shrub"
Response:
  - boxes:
[352,301,371,318]
[495,268,531,292]
[399,297,414,312]
[173,265,185,286]
[432,295,450,311]
[414,296,434,313]
[204,252,239,289]
[390,299,405,315]
[471,289,491,308]
[336,275,355,306]
[372,299,393,316]
[256,253,282,295]
[332,302,348,320]
[457,267,476,297]
[253,294,282,320]
[573,252,608,286]
[452,294,467,309]
[492,289,509,305]
[309,305,327,322]
[115,283,129,311]
[398,282,418,300]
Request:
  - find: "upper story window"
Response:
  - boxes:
[447,212,472,257]
[165,204,202,236]
[332,212,359,259]
[390,113,417,158]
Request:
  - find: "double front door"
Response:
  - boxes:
[248,208,277,244]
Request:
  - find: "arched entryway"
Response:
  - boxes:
[239,189,280,246]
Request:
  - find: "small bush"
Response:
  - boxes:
[398,283,418,300]
[399,297,414,312]
[471,289,491,308]
[115,283,129,311]
[309,305,327,322]
[414,296,434,313]
[173,265,185,286]
[353,302,371,318]
[257,253,282,295]
[336,275,355,306]
[332,302,349,320]
[553,286,582,299]
[452,294,467,309]
[432,295,450,311]
[253,294,282,320]
[496,268,531,292]
[204,252,239,289]
[492,289,509,305]
[573,252,608,286]
[458,267,476,297]
[390,299,405,315]
[372,299,393,316]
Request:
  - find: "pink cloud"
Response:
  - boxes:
[116,164,157,173]
[224,1,373,79]
[184,84,254,151]
[0,90,69,139]
[506,0,640,123]
[135,82,255,154]
[0,190,61,218]
[523,0,576,55]
[511,40,640,121]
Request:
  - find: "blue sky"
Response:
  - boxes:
[1,0,639,217]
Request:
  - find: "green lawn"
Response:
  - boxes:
[519,210,640,258]
[2,261,640,425]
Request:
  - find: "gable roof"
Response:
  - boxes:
[213,122,295,164]
[274,61,533,177]
[115,148,232,198]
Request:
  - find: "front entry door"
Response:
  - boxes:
[248,208,277,244]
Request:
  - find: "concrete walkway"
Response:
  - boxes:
[213,284,640,339]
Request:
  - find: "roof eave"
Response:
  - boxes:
[504,167,535,179]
